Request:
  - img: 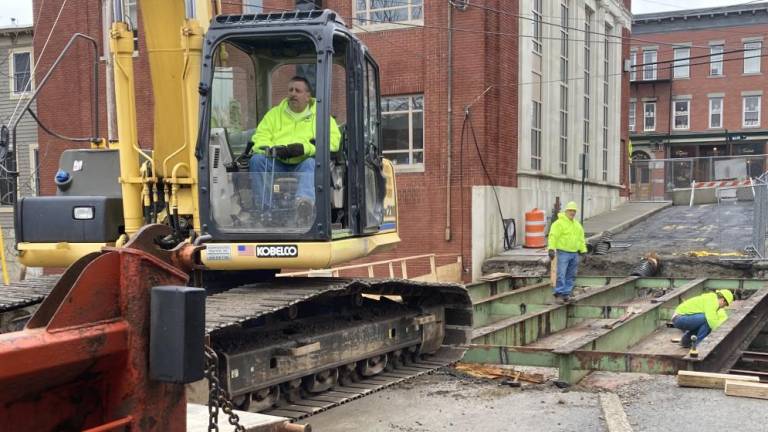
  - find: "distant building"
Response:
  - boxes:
[0,25,38,279]
[630,3,768,199]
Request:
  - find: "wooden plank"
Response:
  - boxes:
[599,393,633,432]
[676,370,759,389]
[725,380,768,400]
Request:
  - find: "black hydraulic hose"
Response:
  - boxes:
[27,108,93,142]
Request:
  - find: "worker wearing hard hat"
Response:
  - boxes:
[547,201,587,302]
[672,289,734,348]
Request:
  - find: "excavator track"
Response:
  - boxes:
[204,277,473,418]
[0,276,59,333]
[1,272,473,421]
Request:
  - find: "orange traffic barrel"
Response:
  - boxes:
[524,208,547,248]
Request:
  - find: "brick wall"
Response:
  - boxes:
[631,23,768,138]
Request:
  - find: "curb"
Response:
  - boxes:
[585,202,672,243]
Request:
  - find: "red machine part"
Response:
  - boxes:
[0,225,194,432]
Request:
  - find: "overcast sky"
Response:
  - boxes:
[0,0,766,27]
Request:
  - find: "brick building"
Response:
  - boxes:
[30,0,630,281]
[0,25,38,279]
[630,4,768,199]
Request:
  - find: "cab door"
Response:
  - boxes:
[360,55,386,233]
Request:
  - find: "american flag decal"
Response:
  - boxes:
[237,245,255,256]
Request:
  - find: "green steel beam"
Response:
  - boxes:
[571,350,687,375]
[463,345,556,367]
[466,277,544,302]
[472,304,569,346]
[576,278,639,306]
[704,279,767,291]
[634,278,685,289]
[471,278,637,346]
[556,278,707,355]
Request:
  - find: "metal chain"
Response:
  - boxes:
[204,346,246,432]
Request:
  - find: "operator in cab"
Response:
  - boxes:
[249,76,341,220]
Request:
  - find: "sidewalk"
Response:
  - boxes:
[583,201,671,240]
[481,201,671,278]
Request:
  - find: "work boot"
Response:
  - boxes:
[296,197,314,227]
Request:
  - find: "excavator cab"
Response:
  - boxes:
[199,10,388,242]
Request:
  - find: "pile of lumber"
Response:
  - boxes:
[454,363,545,384]
[677,370,768,400]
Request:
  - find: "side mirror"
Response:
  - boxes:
[0,125,9,162]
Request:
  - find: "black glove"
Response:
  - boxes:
[260,144,305,159]
[548,249,556,259]
[284,143,306,158]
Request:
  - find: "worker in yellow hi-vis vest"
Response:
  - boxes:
[547,201,587,303]
[672,290,733,348]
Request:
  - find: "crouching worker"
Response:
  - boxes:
[672,289,733,348]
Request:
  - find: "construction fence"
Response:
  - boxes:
[629,155,767,201]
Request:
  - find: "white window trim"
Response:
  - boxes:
[630,50,637,81]
[743,95,761,128]
[709,97,723,129]
[642,49,657,81]
[9,47,34,99]
[743,41,762,74]
[28,143,39,196]
[709,44,724,77]
[672,99,690,130]
[629,101,636,132]
[644,102,656,132]
[382,94,424,172]
[351,0,424,32]
[673,47,690,79]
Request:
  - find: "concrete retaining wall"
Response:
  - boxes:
[471,180,623,281]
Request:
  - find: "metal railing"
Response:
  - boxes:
[629,155,768,201]
[749,174,768,258]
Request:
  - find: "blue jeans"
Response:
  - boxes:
[554,251,579,297]
[672,313,710,347]
[249,154,315,209]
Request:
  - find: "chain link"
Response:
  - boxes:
[204,346,246,432]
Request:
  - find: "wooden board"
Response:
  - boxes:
[550,254,557,287]
[677,370,759,389]
[725,380,768,400]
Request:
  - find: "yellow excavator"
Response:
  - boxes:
[0,0,471,427]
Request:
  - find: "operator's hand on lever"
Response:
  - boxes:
[259,144,305,159]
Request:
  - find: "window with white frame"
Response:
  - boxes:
[123,0,139,52]
[710,45,724,76]
[629,102,636,132]
[644,102,656,132]
[27,143,39,196]
[643,49,657,80]
[744,41,762,74]
[11,50,32,96]
[583,7,593,159]
[673,100,690,130]
[629,49,637,81]
[559,0,569,175]
[243,0,263,13]
[0,152,15,205]
[673,47,690,79]
[532,0,542,54]
[743,95,761,127]
[709,97,723,129]
[381,95,423,169]
[602,24,610,181]
[354,0,423,26]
